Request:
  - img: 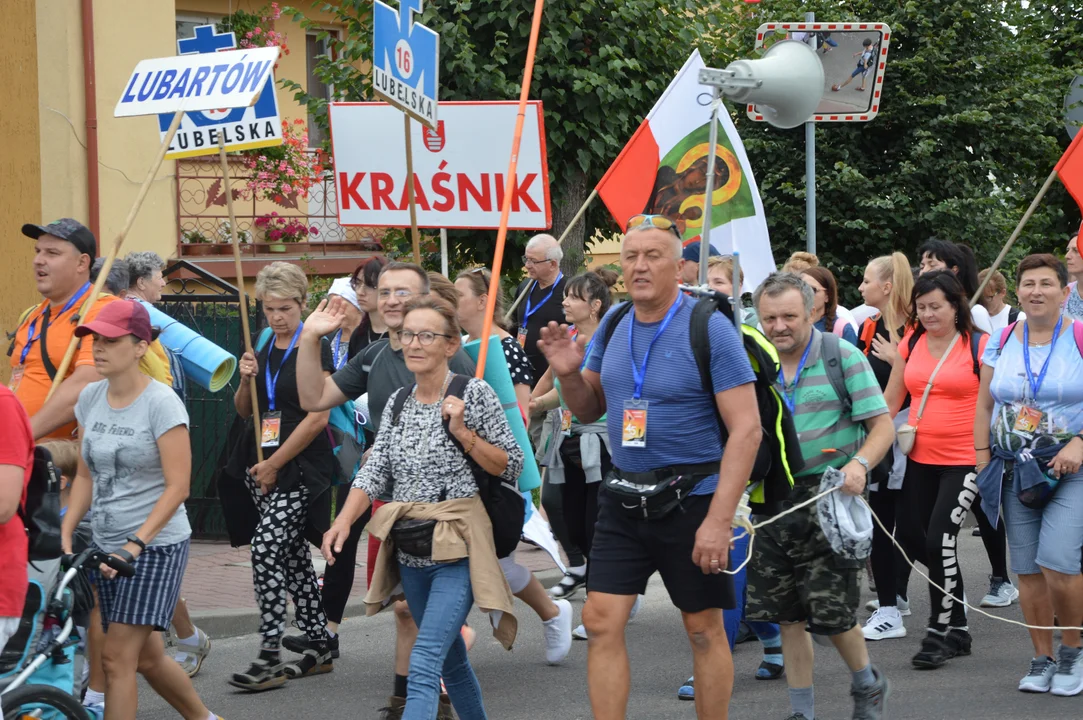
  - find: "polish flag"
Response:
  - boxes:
[596,50,775,291]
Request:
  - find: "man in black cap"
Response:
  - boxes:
[8,218,115,440]
[680,240,722,285]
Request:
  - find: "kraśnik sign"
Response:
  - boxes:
[329,102,550,230]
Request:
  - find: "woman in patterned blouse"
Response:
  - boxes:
[455,266,575,666]
[324,297,524,720]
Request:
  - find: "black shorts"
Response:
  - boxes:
[587,489,735,613]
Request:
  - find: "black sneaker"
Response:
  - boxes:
[227,656,287,692]
[945,627,973,657]
[735,621,755,645]
[282,632,340,659]
[911,632,955,669]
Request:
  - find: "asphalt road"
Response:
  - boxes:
[139,533,1082,719]
[816,31,879,115]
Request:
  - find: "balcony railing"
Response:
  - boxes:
[175,154,385,259]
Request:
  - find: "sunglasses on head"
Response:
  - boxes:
[626,214,681,238]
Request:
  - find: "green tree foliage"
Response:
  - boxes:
[720,1,1077,302]
[284,1,1078,299]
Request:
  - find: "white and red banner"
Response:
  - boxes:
[329,101,551,229]
[596,50,774,290]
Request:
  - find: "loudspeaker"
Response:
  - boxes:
[722,40,824,129]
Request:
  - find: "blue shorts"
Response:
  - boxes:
[1002,474,1083,575]
[94,539,189,631]
[851,65,868,79]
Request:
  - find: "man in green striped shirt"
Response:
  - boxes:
[747,273,896,720]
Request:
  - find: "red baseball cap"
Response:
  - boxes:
[75,300,154,343]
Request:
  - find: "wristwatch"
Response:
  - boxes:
[853,455,870,472]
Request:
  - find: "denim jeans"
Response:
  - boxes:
[399,559,486,720]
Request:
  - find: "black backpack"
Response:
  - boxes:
[20,446,63,564]
[600,293,805,511]
[391,375,524,559]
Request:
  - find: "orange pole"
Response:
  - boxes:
[475,0,547,378]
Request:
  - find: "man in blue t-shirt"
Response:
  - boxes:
[538,216,761,720]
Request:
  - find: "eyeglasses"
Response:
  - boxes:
[400,330,453,346]
[522,256,555,267]
[378,289,415,299]
[626,214,681,238]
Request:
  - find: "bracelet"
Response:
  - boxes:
[974,447,990,452]
[114,548,136,563]
[126,535,147,551]
[464,431,478,454]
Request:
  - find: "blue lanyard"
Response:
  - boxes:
[264,326,302,411]
[523,273,563,322]
[628,295,683,400]
[331,329,347,370]
[580,332,596,371]
[20,283,91,365]
[1023,317,1062,401]
[777,336,814,413]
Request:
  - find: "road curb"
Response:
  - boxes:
[191,567,566,639]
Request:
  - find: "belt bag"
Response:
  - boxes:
[604,463,717,519]
[389,518,436,557]
[898,332,960,457]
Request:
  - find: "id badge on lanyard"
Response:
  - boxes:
[622,400,648,447]
[261,411,282,447]
[8,364,25,393]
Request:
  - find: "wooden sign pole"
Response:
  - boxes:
[218,135,264,464]
[404,115,422,264]
[45,108,186,402]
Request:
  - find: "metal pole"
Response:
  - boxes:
[697,86,722,287]
[805,11,816,256]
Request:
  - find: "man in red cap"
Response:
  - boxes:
[8,218,116,440]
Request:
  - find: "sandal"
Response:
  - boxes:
[756,659,785,680]
[283,646,334,679]
[228,657,287,692]
[548,570,587,600]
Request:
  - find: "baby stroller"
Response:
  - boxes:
[0,549,132,719]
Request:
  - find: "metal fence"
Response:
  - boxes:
[158,260,259,539]
[175,154,384,258]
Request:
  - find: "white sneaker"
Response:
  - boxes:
[629,594,644,621]
[543,599,573,665]
[864,595,911,617]
[1019,656,1057,693]
[980,577,1019,608]
[862,607,907,640]
[572,623,588,640]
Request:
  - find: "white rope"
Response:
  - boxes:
[726,484,1083,632]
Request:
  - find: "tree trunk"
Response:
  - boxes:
[556,171,590,276]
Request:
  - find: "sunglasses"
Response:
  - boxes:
[626,214,681,238]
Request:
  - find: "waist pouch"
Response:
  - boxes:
[389,518,436,558]
[604,463,717,519]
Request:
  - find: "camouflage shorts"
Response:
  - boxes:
[744,501,862,635]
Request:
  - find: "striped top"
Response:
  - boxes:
[775,330,888,479]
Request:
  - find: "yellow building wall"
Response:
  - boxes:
[32,0,347,275]
[2,0,44,380]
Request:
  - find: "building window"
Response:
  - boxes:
[306,31,338,149]
[176,14,225,49]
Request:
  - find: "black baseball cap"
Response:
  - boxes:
[22,218,97,260]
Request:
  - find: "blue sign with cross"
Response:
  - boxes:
[372,0,439,127]
[157,24,282,159]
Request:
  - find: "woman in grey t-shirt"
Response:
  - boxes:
[61,300,220,720]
